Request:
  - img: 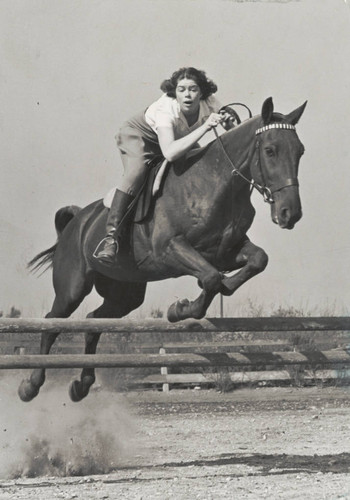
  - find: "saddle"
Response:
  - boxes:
[103,145,206,226]
[103,158,169,223]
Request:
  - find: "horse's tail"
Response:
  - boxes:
[28,205,82,274]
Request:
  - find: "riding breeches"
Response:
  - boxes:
[116,111,163,196]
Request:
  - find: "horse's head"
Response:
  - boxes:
[252,98,307,229]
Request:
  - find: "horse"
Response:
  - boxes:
[19,97,307,402]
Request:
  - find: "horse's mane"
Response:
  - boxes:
[210,115,260,150]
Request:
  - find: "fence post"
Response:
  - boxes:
[14,346,26,355]
[159,347,169,393]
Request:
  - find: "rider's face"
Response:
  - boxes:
[175,78,202,116]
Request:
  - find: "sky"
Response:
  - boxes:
[0,0,349,319]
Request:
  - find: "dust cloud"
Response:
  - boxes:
[0,374,138,478]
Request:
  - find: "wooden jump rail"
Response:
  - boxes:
[1,317,350,334]
[0,350,350,370]
[0,317,349,370]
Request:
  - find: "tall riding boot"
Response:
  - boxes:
[95,189,135,264]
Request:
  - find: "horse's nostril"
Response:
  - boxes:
[280,208,290,221]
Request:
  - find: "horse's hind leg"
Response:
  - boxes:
[69,277,146,402]
[18,269,93,402]
[68,328,101,403]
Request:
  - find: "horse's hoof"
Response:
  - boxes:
[167,299,189,322]
[197,279,203,289]
[167,303,178,323]
[69,380,85,402]
[18,379,40,402]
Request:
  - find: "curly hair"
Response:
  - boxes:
[160,67,218,100]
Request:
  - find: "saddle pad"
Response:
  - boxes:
[103,159,169,223]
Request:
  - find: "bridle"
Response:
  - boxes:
[213,119,298,205]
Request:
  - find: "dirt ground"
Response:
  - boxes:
[1,386,350,499]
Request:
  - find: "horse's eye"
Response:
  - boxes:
[265,147,275,157]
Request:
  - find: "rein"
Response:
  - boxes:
[213,121,298,205]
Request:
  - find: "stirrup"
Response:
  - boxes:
[93,236,119,261]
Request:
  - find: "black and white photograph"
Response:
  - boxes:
[1,0,350,498]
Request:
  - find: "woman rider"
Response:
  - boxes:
[95,67,235,264]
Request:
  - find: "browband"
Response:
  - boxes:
[255,123,296,135]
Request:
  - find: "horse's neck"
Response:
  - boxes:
[168,118,260,205]
[195,119,259,227]
[219,117,259,170]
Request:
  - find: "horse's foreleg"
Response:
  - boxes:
[161,236,222,322]
[221,238,268,296]
[167,288,217,322]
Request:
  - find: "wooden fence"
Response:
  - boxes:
[1,316,350,334]
[0,318,349,385]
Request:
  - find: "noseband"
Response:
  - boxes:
[214,122,298,205]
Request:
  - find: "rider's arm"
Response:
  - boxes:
[158,113,223,162]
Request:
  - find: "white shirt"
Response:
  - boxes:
[145,94,222,139]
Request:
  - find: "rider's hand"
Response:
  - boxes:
[204,113,225,131]
[219,109,237,129]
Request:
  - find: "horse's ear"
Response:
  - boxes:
[261,97,274,124]
[285,101,308,125]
